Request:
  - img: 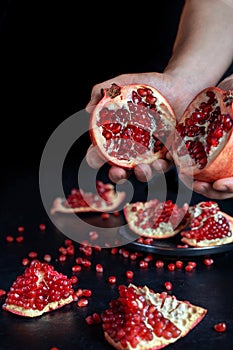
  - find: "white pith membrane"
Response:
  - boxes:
[2,260,74,317]
[102,283,207,350]
[173,88,233,175]
[181,201,233,247]
[50,181,126,214]
[123,198,189,238]
[90,84,176,168]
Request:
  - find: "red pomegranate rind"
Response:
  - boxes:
[181,201,233,247]
[173,87,233,182]
[2,259,74,317]
[102,283,207,350]
[50,181,126,214]
[89,84,176,169]
[123,199,190,239]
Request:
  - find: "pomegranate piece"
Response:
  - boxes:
[181,201,233,247]
[123,198,190,239]
[101,283,207,350]
[173,87,233,182]
[50,180,126,214]
[2,259,74,317]
[89,83,176,169]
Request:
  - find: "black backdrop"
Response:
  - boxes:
[0,0,185,171]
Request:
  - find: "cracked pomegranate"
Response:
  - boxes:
[89,84,176,169]
[50,180,125,214]
[173,87,233,182]
[2,259,74,317]
[181,201,233,247]
[123,198,190,238]
[101,283,207,350]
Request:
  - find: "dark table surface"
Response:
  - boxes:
[1,160,233,350]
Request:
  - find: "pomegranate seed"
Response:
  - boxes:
[113,211,120,216]
[85,315,94,325]
[58,254,66,262]
[185,264,195,272]
[111,247,118,255]
[22,258,30,266]
[214,322,227,332]
[43,254,52,262]
[16,235,24,243]
[72,265,82,272]
[204,258,214,266]
[77,298,89,307]
[155,260,164,268]
[39,223,46,231]
[6,235,14,243]
[139,260,148,269]
[144,254,153,262]
[187,261,197,267]
[70,275,78,284]
[101,213,110,220]
[0,289,6,297]
[82,289,92,297]
[28,251,38,258]
[64,239,73,246]
[50,347,59,350]
[17,226,25,233]
[164,281,173,291]
[167,263,175,271]
[89,231,99,240]
[175,260,183,269]
[126,270,134,279]
[75,288,83,297]
[108,275,117,284]
[130,253,137,261]
[96,263,103,273]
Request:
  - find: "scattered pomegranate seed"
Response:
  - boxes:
[139,260,148,269]
[0,289,6,297]
[214,322,227,332]
[113,211,120,216]
[50,347,59,350]
[75,288,83,297]
[70,275,78,284]
[39,223,46,231]
[155,260,164,268]
[110,247,118,255]
[64,239,73,246]
[85,312,101,325]
[22,258,30,266]
[89,231,99,241]
[77,298,89,307]
[164,281,173,291]
[204,258,214,266]
[175,260,183,269]
[58,254,67,262]
[126,270,134,279]
[130,253,137,261]
[28,251,38,258]
[43,254,52,262]
[187,261,197,268]
[72,265,82,273]
[59,246,67,255]
[167,263,175,271]
[101,213,110,220]
[66,245,75,255]
[108,275,117,284]
[85,315,94,325]
[82,289,92,297]
[185,264,195,272]
[93,245,102,252]
[144,254,153,262]
[6,235,14,243]
[16,235,24,243]
[17,226,25,233]
[96,263,103,273]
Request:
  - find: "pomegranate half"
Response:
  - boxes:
[89,83,176,169]
[173,87,233,182]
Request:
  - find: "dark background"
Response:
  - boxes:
[1,0,185,172]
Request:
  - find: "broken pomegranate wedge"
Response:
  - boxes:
[123,198,190,239]
[173,87,233,182]
[2,259,74,317]
[89,83,176,169]
[181,201,233,247]
[50,180,126,214]
[102,283,207,350]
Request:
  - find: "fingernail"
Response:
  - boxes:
[217,186,228,192]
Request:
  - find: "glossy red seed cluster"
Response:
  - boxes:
[101,285,181,348]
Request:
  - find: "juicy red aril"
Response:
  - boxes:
[77,298,88,307]
[176,90,233,169]
[204,258,214,266]
[164,281,173,291]
[167,263,175,271]
[214,322,227,332]
[126,270,134,279]
[96,264,103,273]
[108,276,117,284]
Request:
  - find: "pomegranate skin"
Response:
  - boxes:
[89,84,176,169]
[173,87,233,182]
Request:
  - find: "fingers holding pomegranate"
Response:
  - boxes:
[193,179,233,200]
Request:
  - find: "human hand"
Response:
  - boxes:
[85,72,198,183]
